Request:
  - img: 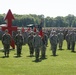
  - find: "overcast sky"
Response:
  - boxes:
[0,0,76,17]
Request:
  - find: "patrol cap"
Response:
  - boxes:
[5,29,8,32]
[53,31,56,33]
[17,30,21,33]
[36,30,39,33]
[30,31,33,33]
[29,31,33,34]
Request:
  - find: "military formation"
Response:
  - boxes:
[1,27,76,62]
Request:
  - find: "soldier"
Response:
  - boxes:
[33,31,42,61]
[58,30,64,50]
[2,29,11,57]
[49,30,55,50]
[44,32,48,47]
[65,31,71,50]
[27,31,34,57]
[70,30,76,52]
[15,30,24,57]
[41,32,47,59]
[50,31,58,56]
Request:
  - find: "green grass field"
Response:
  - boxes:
[0,40,76,75]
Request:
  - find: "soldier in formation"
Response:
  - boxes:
[65,30,71,50]
[27,31,34,57]
[57,30,64,50]
[15,30,24,57]
[70,30,76,52]
[2,29,11,57]
[41,32,47,59]
[50,31,58,56]
[33,31,42,61]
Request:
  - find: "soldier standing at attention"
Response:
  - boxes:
[15,30,24,57]
[41,32,47,59]
[65,31,71,50]
[27,31,34,57]
[70,30,76,52]
[50,31,58,56]
[34,31,42,61]
[58,30,64,50]
[2,29,11,57]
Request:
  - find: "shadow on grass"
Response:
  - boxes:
[32,59,42,63]
[27,55,35,57]
[71,51,76,53]
[51,55,58,57]
[58,49,64,50]
[0,49,4,52]
[40,57,47,60]
[0,48,15,53]
[0,56,9,58]
[14,56,22,58]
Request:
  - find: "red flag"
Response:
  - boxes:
[27,27,30,31]
[21,27,25,32]
[33,27,36,32]
[38,20,43,38]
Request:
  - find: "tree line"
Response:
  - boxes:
[0,14,76,27]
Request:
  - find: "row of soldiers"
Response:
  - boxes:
[1,29,48,62]
[49,28,76,56]
[1,28,76,61]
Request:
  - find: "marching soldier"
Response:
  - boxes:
[2,29,11,57]
[15,30,24,57]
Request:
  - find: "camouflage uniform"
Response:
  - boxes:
[22,31,29,45]
[58,31,64,50]
[50,31,58,56]
[15,30,24,57]
[34,32,42,61]
[27,31,34,56]
[70,30,76,52]
[2,29,11,57]
[49,30,55,50]
[41,33,47,59]
[65,31,71,50]
[44,33,48,47]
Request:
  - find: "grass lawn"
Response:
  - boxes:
[0,40,76,75]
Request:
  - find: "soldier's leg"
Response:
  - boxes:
[67,42,70,50]
[53,45,57,56]
[59,42,61,49]
[32,46,34,55]
[51,45,54,55]
[29,46,31,56]
[71,42,75,52]
[17,45,20,56]
[41,46,46,58]
[35,47,40,61]
[42,49,46,58]
[19,46,22,56]
[60,42,62,50]
[4,45,6,57]
[17,46,22,57]
[6,45,10,57]
[29,46,34,56]
[31,46,34,56]
[59,42,62,50]
[41,47,43,58]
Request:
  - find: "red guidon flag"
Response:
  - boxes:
[38,20,43,38]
